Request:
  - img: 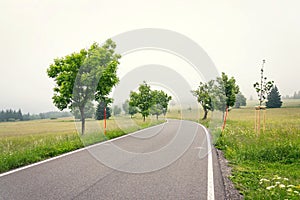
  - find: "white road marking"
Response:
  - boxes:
[199,124,215,200]
[0,122,167,178]
[0,119,215,200]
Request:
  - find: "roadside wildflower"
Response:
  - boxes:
[260,175,300,197]
[266,186,275,190]
[279,184,286,188]
[260,178,270,184]
[260,178,270,182]
[287,188,293,192]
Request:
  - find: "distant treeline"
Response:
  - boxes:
[283,91,300,99]
[0,109,72,122]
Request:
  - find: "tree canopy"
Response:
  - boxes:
[150,90,172,119]
[47,39,120,134]
[191,80,214,120]
[192,72,239,124]
[129,82,153,121]
[216,72,239,111]
[129,82,172,121]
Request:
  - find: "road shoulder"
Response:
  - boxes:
[216,148,244,200]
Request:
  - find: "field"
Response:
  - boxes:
[214,100,300,199]
[1,100,299,199]
[0,116,164,173]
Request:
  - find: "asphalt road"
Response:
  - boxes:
[0,119,225,200]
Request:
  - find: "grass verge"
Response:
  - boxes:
[213,107,300,199]
[0,116,164,174]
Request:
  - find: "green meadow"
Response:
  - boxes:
[0,116,164,173]
[1,99,299,199]
[214,100,300,199]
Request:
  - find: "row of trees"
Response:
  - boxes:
[47,39,284,135]
[0,109,72,122]
[128,82,172,121]
[0,109,23,122]
[283,91,300,99]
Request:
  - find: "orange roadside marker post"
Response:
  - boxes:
[104,107,107,135]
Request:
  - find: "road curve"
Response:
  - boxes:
[0,119,225,200]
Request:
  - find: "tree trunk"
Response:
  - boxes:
[156,114,158,120]
[202,109,208,120]
[143,115,145,122]
[79,107,85,135]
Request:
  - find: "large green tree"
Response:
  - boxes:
[266,86,282,108]
[129,82,153,121]
[47,39,120,134]
[215,72,239,130]
[215,72,239,112]
[150,90,172,119]
[191,80,214,120]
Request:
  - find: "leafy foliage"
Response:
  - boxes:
[150,90,172,119]
[253,60,274,106]
[129,82,153,121]
[191,80,214,120]
[192,72,239,123]
[47,39,120,134]
[128,103,138,118]
[215,72,239,111]
[129,82,172,121]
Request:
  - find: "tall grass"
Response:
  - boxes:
[214,104,300,199]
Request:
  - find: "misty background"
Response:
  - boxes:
[1,0,299,113]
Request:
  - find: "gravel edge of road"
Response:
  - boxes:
[215,148,244,200]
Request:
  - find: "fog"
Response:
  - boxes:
[1,0,299,113]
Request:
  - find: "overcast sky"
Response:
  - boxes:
[1,0,299,113]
